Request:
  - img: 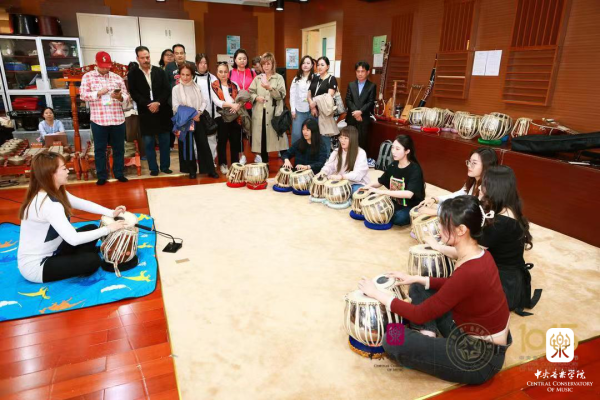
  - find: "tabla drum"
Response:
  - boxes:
[441,109,455,132]
[290,169,314,195]
[408,107,428,129]
[227,163,246,188]
[372,274,412,303]
[408,244,455,278]
[409,206,421,225]
[361,194,394,230]
[413,214,443,244]
[421,107,445,133]
[273,167,293,193]
[324,179,352,209]
[244,162,269,190]
[99,212,139,277]
[350,187,370,220]
[309,174,328,203]
[479,112,513,145]
[457,114,481,140]
[343,289,404,358]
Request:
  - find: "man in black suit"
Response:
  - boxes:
[345,61,377,150]
[128,46,173,176]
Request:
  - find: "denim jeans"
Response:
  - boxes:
[383,284,512,384]
[321,135,332,157]
[351,184,363,194]
[391,206,411,226]
[142,132,170,173]
[91,122,125,180]
[291,111,313,145]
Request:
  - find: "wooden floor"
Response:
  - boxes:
[0,169,598,399]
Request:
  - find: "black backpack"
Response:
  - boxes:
[376,140,393,171]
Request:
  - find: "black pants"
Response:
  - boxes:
[382,284,511,385]
[216,117,241,166]
[177,122,215,175]
[348,120,371,150]
[91,122,126,180]
[261,109,269,163]
[42,225,102,283]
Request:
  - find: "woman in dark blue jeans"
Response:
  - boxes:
[363,134,425,225]
[358,196,512,384]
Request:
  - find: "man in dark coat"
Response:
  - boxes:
[345,60,377,150]
[128,46,173,175]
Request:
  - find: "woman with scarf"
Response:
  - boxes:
[229,49,256,164]
[195,53,219,165]
[172,64,218,179]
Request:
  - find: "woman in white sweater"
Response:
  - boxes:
[18,152,126,283]
[319,125,370,191]
[289,56,315,145]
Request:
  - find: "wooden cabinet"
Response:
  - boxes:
[139,17,195,62]
[77,14,140,49]
[82,48,136,67]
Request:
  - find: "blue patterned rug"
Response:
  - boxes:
[0,214,157,322]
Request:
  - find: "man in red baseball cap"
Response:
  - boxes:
[79,51,130,185]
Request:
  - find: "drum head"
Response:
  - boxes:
[325,179,350,188]
[372,274,395,291]
[344,289,380,304]
[231,163,244,170]
[361,194,384,206]
[248,162,268,168]
[408,244,439,256]
[102,212,138,228]
[312,175,327,184]
[353,188,370,199]
[292,169,313,178]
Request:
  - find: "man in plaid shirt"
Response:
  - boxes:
[80,51,130,185]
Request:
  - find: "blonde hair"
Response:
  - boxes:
[260,52,276,71]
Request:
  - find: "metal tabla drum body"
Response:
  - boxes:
[244,162,269,190]
[99,212,139,277]
[413,214,443,244]
[408,107,428,130]
[309,174,328,203]
[227,162,246,188]
[324,179,352,209]
[479,113,513,144]
[361,194,394,230]
[273,167,293,192]
[372,274,412,304]
[408,244,455,278]
[343,289,403,359]
[290,169,314,195]
[409,206,421,225]
[441,109,455,132]
[350,187,371,220]
[451,111,470,133]
[421,107,445,133]
[457,114,481,140]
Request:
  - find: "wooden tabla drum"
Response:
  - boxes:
[408,244,455,278]
[309,174,328,203]
[324,179,352,209]
[409,206,421,225]
[408,107,428,129]
[413,214,443,244]
[457,114,481,140]
[441,109,455,132]
[273,167,293,192]
[451,111,470,133]
[350,187,370,220]
[290,169,314,194]
[421,107,445,133]
[372,274,411,303]
[244,162,269,190]
[343,289,403,359]
[227,163,246,188]
[361,194,394,230]
[100,212,139,277]
[479,113,513,143]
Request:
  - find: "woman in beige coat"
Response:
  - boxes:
[249,52,288,164]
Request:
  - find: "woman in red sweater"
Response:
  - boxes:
[358,195,511,384]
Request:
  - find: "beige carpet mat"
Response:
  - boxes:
[147,170,600,400]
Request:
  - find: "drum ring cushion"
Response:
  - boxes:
[101,255,139,273]
[364,221,393,230]
[348,336,385,359]
[326,200,351,209]
[349,210,365,220]
[309,196,326,203]
[247,182,268,190]
[478,138,503,146]
[292,189,310,196]
[273,185,293,193]
[226,182,246,188]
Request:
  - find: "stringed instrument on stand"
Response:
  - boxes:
[374,42,392,120]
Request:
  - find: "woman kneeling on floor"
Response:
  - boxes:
[18,152,127,283]
[281,119,328,174]
[358,195,511,384]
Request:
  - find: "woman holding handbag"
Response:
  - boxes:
[308,57,339,154]
[248,52,288,165]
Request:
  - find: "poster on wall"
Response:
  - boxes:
[286,48,299,69]
[372,35,387,54]
[227,36,241,55]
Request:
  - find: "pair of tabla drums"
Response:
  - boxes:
[351,188,395,230]
[273,167,314,195]
[344,274,411,359]
[227,162,270,190]
[300,174,355,208]
[99,211,139,277]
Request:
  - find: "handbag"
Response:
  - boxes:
[271,99,292,138]
[327,76,346,117]
[201,110,218,136]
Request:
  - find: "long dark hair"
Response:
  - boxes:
[394,134,425,194]
[439,195,484,241]
[232,49,249,69]
[294,55,314,84]
[465,147,498,197]
[481,165,533,249]
[159,48,173,68]
[19,152,71,220]
[297,119,322,157]
[336,126,359,173]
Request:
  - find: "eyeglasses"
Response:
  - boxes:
[465,160,479,167]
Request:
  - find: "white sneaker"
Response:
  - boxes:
[254,155,262,163]
[220,164,229,175]
[239,154,247,165]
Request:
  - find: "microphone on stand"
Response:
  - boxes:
[114,216,183,253]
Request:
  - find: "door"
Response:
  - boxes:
[82,48,136,67]
[77,14,110,48]
[167,19,195,57]
[108,16,140,48]
[139,17,170,51]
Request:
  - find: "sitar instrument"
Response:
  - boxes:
[374,42,392,120]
